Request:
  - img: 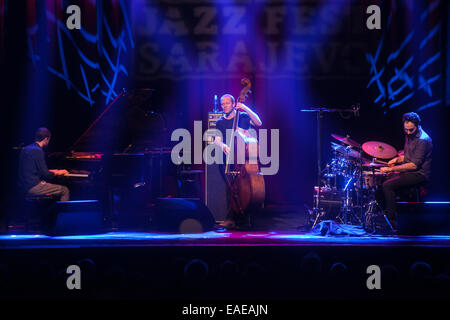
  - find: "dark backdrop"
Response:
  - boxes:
[1,0,449,214]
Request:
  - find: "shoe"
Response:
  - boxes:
[234,223,252,231]
[218,220,236,229]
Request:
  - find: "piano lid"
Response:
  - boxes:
[68,89,166,153]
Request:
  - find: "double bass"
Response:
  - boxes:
[224,78,265,218]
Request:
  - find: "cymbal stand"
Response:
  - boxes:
[355,155,365,228]
[337,172,362,225]
[363,169,394,233]
[364,199,394,233]
[300,105,360,228]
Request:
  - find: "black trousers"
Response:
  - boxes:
[381,172,427,220]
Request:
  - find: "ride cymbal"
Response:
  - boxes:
[362,141,397,159]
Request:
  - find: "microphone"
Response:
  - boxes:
[123,144,133,153]
[214,95,218,112]
[353,104,360,117]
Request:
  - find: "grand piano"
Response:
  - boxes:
[48,89,176,228]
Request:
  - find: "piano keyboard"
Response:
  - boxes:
[65,173,89,178]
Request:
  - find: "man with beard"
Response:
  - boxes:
[379,112,432,230]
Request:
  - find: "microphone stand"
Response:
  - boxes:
[300,105,360,229]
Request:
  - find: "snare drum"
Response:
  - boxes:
[362,171,385,189]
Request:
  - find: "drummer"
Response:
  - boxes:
[379,112,432,229]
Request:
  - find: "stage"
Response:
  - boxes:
[3,230,450,249]
[1,0,450,303]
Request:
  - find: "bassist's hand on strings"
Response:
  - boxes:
[236,102,262,127]
[214,136,231,155]
[222,144,231,155]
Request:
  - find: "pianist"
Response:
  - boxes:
[18,127,70,201]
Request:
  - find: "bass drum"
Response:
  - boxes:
[314,186,343,220]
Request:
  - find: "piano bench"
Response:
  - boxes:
[12,195,60,233]
[25,194,60,202]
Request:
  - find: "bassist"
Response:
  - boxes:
[214,93,263,228]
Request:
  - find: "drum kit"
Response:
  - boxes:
[311,133,399,232]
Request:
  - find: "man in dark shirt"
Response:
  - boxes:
[18,127,70,201]
[214,94,262,157]
[380,112,432,228]
[213,94,262,228]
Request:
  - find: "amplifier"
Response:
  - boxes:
[205,112,224,145]
[205,112,228,222]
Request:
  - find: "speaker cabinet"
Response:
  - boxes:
[205,112,228,222]
[47,200,103,235]
[151,198,215,233]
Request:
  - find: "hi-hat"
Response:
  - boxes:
[331,134,360,148]
[362,160,384,168]
[362,141,397,159]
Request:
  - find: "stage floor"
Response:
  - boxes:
[2,203,450,250]
[2,230,450,249]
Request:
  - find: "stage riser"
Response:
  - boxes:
[397,202,450,235]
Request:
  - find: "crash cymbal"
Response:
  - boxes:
[330,142,361,158]
[330,142,347,153]
[362,141,397,160]
[331,134,361,148]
